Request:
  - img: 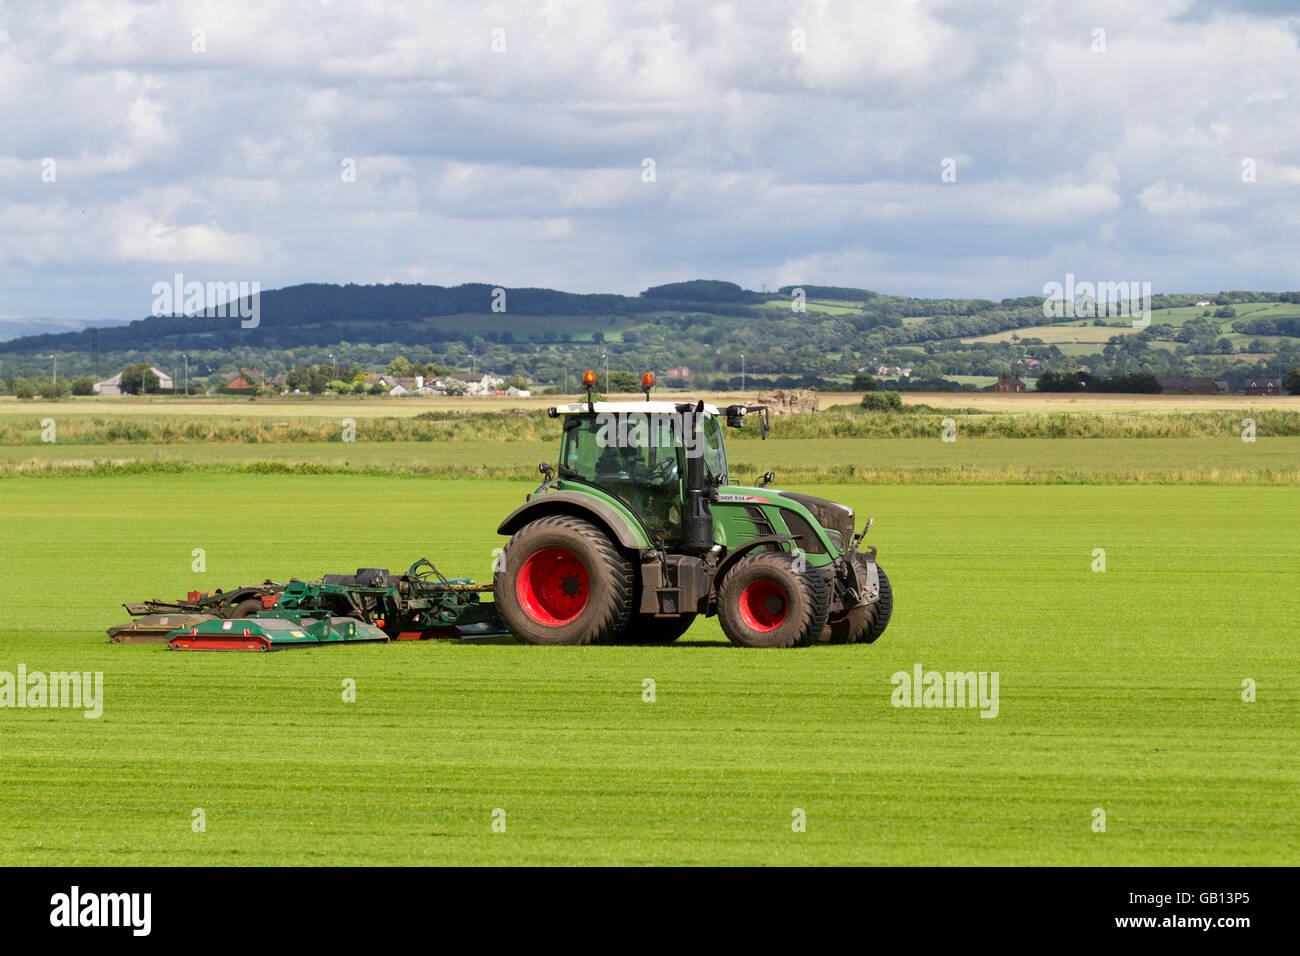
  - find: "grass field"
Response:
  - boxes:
[2,436,1299,483]
[962,323,1136,346]
[1148,301,1300,326]
[0,475,1296,865]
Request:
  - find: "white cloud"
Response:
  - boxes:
[1,0,1299,319]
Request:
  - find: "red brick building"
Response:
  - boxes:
[987,372,1026,392]
[1244,377,1283,396]
[1158,377,1220,394]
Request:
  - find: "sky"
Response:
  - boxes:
[1,0,1298,331]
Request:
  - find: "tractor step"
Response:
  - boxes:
[168,616,389,652]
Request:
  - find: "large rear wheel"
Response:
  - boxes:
[229,598,263,620]
[494,515,634,645]
[717,552,828,648]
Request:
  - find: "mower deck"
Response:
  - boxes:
[108,612,216,643]
[168,615,389,652]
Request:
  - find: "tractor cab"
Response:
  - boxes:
[551,400,728,544]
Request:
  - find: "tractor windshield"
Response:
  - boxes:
[560,411,725,541]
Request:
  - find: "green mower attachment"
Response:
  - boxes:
[168,615,389,652]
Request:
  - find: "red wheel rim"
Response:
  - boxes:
[737,579,788,631]
[516,546,590,625]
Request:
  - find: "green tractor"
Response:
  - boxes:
[493,376,892,648]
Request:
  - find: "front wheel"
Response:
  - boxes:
[717,552,828,648]
[494,515,634,645]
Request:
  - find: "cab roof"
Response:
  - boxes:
[552,401,722,416]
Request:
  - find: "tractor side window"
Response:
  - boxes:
[561,414,683,541]
[701,416,727,481]
[562,419,603,476]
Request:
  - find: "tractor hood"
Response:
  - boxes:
[769,494,852,554]
[771,490,856,553]
[715,487,856,554]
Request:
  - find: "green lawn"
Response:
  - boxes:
[0,476,1295,864]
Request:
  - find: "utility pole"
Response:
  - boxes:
[50,354,56,387]
[183,355,189,396]
[602,351,609,394]
[741,353,745,393]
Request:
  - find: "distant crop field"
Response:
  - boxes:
[422,312,640,342]
[804,299,863,314]
[961,323,1138,346]
[902,391,1300,413]
[1148,301,1300,326]
[3,436,1298,484]
[1,475,1295,865]
[3,390,1292,425]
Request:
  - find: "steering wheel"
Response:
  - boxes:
[651,456,678,481]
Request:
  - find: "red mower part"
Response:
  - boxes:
[516,546,590,625]
[169,629,271,652]
[737,579,788,631]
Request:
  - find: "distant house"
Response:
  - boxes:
[1158,376,1221,394]
[364,373,441,396]
[224,368,266,391]
[457,372,505,395]
[1244,376,1283,396]
[666,366,693,379]
[986,372,1026,393]
[93,366,174,396]
[1195,300,1212,307]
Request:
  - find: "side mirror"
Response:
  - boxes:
[725,404,770,440]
